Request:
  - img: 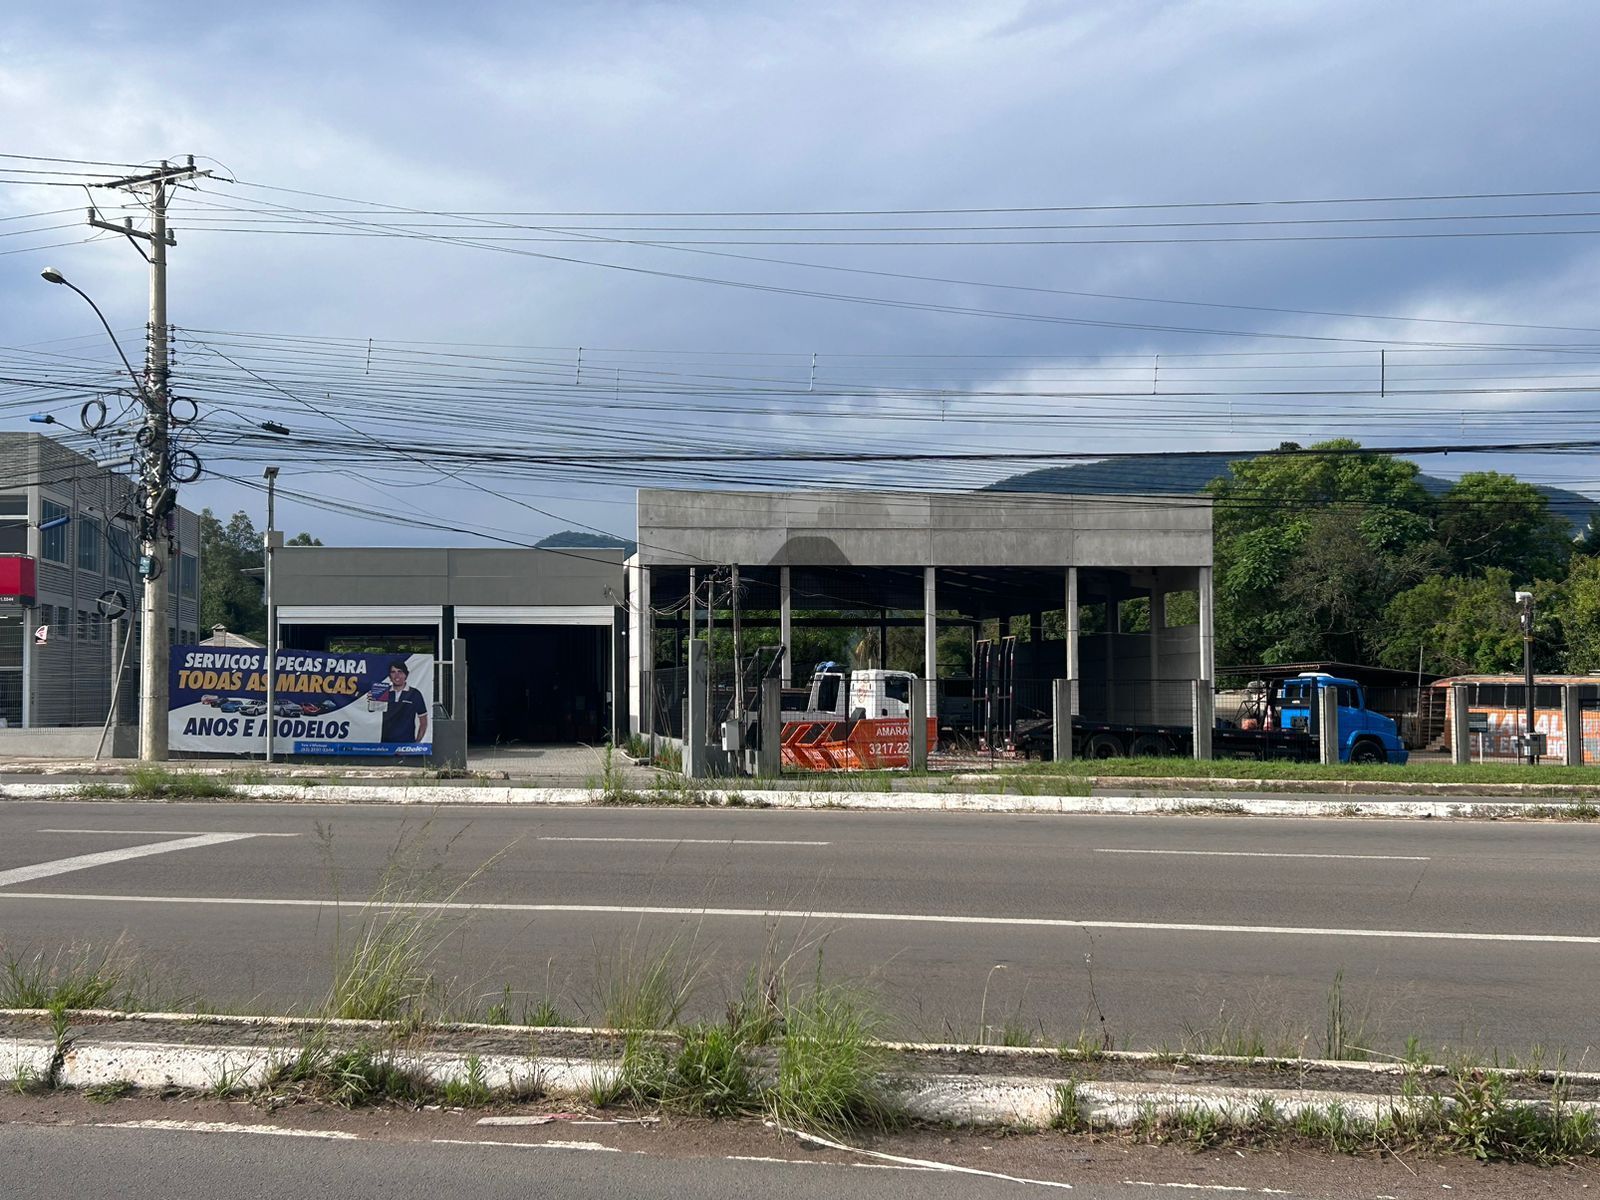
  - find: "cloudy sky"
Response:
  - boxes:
[5,0,1600,545]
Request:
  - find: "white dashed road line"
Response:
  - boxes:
[1094,848,1428,862]
[537,836,830,846]
[97,1120,359,1141]
[0,891,1588,945]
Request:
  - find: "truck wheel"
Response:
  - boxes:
[1130,734,1169,758]
[1348,740,1384,764]
[1086,734,1123,759]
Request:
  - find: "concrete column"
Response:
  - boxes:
[1563,684,1584,767]
[1064,567,1079,715]
[1198,565,1215,683]
[1191,678,1213,760]
[451,637,468,721]
[1318,683,1339,765]
[1450,683,1470,765]
[627,560,642,735]
[910,677,928,771]
[758,675,781,777]
[923,567,937,716]
[611,610,627,747]
[20,604,31,729]
[779,566,793,685]
[1105,601,1117,724]
[639,565,654,741]
[1149,582,1163,725]
[684,638,708,778]
[1052,678,1074,763]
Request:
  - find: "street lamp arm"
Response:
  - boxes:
[40,270,148,401]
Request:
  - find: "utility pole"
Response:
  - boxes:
[263,467,282,763]
[87,158,208,761]
[1517,590,1537,765]
[731,563,744,739]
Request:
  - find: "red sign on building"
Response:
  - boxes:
[0,556,37,606]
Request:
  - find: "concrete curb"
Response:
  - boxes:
[6,1034,1594,1129]
[0,779,1590,819]
[5,1010,1596,1129]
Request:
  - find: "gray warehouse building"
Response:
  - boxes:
[273,546,627,746]
[269,486,1213,758]
[631,487,1215,738]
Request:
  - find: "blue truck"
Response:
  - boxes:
[1018,672,1409,763]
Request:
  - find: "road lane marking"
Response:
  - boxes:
[430,1138,622,1152]
[780,1121,1073,1189]
[537,836,829,846]
[0,834,269,889]
[1095,849,1428,862]
[1123,1184,1294,1195]
[39,828,300,837]
[0,891,1589,945]
[97,1120,359,1140]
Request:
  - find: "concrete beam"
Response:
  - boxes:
[923,567,937,699]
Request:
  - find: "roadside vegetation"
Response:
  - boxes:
[1000,755,1600,788]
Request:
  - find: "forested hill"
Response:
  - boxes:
[535,530,638,556]
[986,455,1598,534]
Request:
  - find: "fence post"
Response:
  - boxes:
[1450,683,1469,766]
[1317,683,1339,765]
[910,678,929,771]
[1563,684,1583,767]
[1052,678,1074,763]
[684,639,708,778]
[758,676,782,777]
[1191,679,1213,761]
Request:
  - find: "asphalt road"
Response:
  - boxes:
[0,1095,1572,1199]
[0,1123,1070,1200]
[1,800,1597,1056]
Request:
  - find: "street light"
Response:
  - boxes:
[41,266,171,761]
[39,268,146,395]
[263,466,281,764]
[1516,590,1537,766]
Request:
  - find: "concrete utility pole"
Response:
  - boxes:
[263,467,282,762]
[1517,589,1537,765]
[86,158,207,761]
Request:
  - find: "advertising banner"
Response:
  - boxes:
[169,646,434,756]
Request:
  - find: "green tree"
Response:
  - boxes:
[1208,440,1439,665]
[199,509,320,643]
[1572,510,1600,556]
[1551,556,1600,673]
[1379,569,1524,676]
[199,509,265,641]
[1435,471,1572,582]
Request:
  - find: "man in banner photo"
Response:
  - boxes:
[371,659,429,743]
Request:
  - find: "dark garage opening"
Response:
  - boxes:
[463,624,608,745]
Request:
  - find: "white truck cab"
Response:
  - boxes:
[796,667,922,720]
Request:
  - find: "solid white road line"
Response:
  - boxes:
[537,836,829,846]
[1121,1184,1294,1195]
[1095,848,1428,862]
[96,1120,359,1140]
[0,890,1587,945]
[38,828,301,837]
[0,833,267,889]
[430,1138,622,1152]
